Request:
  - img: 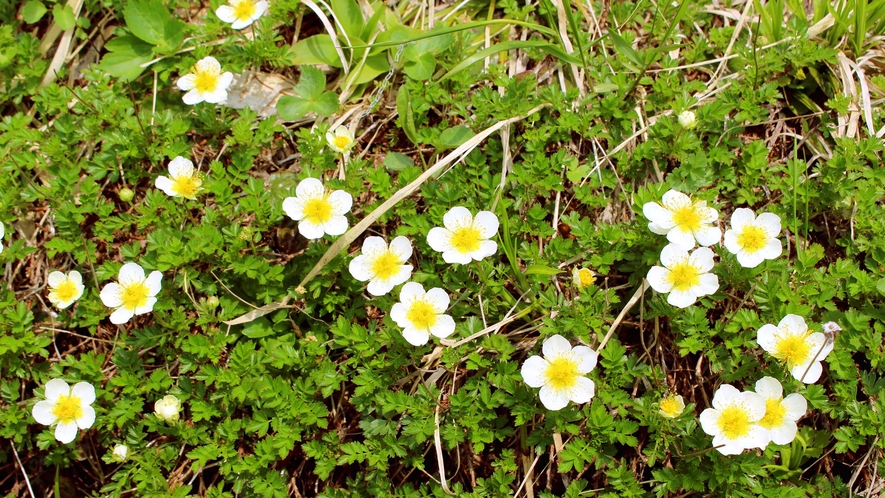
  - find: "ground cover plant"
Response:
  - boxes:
[2,0,885,495]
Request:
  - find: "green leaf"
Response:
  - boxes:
[350,53,389,85]
[436,125,475,150]
[289,35,342,67]
[241,317,275,339]
[524,265,562,276]
[52,4,75,31]
[22,1,47,24]
[384,152,413,172]
[331,0,364,41]
[876,277,885,296]
[97,35,154,81]
[403,52,436,81]
[396,86,420,146]
[276,66,339,120]
[123,0,184,53]
[609,31,643,70]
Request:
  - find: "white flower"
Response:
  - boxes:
[753,376,807,448]
[677,110,697,129]
[99,263,163,324]
[47,270,85,309]
[281,178,352,239]
[426,207,498,264]
[699,384,768,455]
[348,236,413,296]
[659,393,685,418]
[520,335,598,411]
[757,314,833,383]
[154,395,182,422]
[646,244,719,308]
[642,190,720,249]
[722,208,783,268]
[389,282,456,346]
[31,379,96,444]
[176,56,234,105]
[326,126,355,153]
[215,0,268,30]
[572,267,596,288]
[112,444,129,462]
[155,156,203,200]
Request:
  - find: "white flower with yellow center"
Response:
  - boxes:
[216,0,268,30]
[154,394,182,423]
[658,393,685,418]
[348,236,413,296]
[47,270,85,309]
[326,126,355,153]
[757,314,833,383]
[520,335,598,411]
[677,110,697,129]
[389,282,456,346]
[31,379,96,444]
[99,263,163,324]
[753,376,807,448]
[427,207,498,265]
[572,267,596,288]
[723,208,783,268]
[699,384,768,455]
[282,178,352,239]
[646,244,719,308]
[176,56,234,105]
[155,156,203,200]
[643,190,720,249]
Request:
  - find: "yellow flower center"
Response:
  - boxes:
[671,204,703,232]
[759,398,787,430]
[659,397,682,417]
[172,175,202,199]
[333,135,352,150]
[370,251,402,281]
[121,282,151,311]
[543,356,581,390]
[193,69,220,94]
[54,280,79,302]
[716,405,751,440]
[450,226,483,254]
[233,0,257,21]
[575,268,596,287]
[303,197,333,224]
[406,300,438,330]
[665,261,701,292]
[52,394,83,424]
[737,224,768,253]
[773,332,813,367]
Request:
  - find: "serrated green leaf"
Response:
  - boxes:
[22,1,47,24]
[277,67,339,120]
[293,66,326,100]
[52,4,75,31]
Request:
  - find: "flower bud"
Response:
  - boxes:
[154,394,182,423]
[677,110,697,129]
[118,187,135,202]
[205,296,220,309]
[112,444,129,462]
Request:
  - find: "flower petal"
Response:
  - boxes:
[48,271,66,287]
[367,278,395,296]
[521,356,549,388]
[100,283,123,308]
[571,346,598,373]
[176,74,197,91]
[781,393,808,420]
[182,89,204,105]
[642,202,675,229]
[443,206,473,231]
[71,382,95,405]
[471,240,498,261]
[756,324,778,353]
[759,237,783,260]
[390,303,407,325]
[401,327,430,346]
[348,256,372,282]
[538,386,570,410]
[659,244,689,268]
[109,307,135,324]
[202,88,228,104]
[424,287,450,312]
[730,208,756,231]
[155,176,175,196]
[542,334,572,358]
[195,56,221,75]
[134,296,157,315]
[32,400,58,425]
[472,211,499,238]
[296,178,324,199]
[442,250,472,265]
[282,197,305,220]
[661,190,691,210]
[736,250,765,269]
[689,247,715,272]
[426,227,453,253]
[756,212,782,235]
[144,271,163,296]
[327,190,353,216]
[646,266,673,293]
[389,236,413,260]
[118,263,145,287]
[667,289,696,308]
[55,421,79,444]
[741,391,767,421]
[711,384,741,410]
[696,273,719,297]
[398,282,425,303]
[298,219,326,239]
[568,376,595,404]
[754,376,782,399]
[76,404,96,430]
[322,215,349,236]
[168,156,194,178]
[216,5,237,22]
[429,314,456,339]
[699,408,720,436]
[361,236,388,257]
[666,227,696,249]
[44,379,70,402]
[791,361,823,384]
[68,271,83,286]
[769,420,798,445]
[694,225,721,246]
